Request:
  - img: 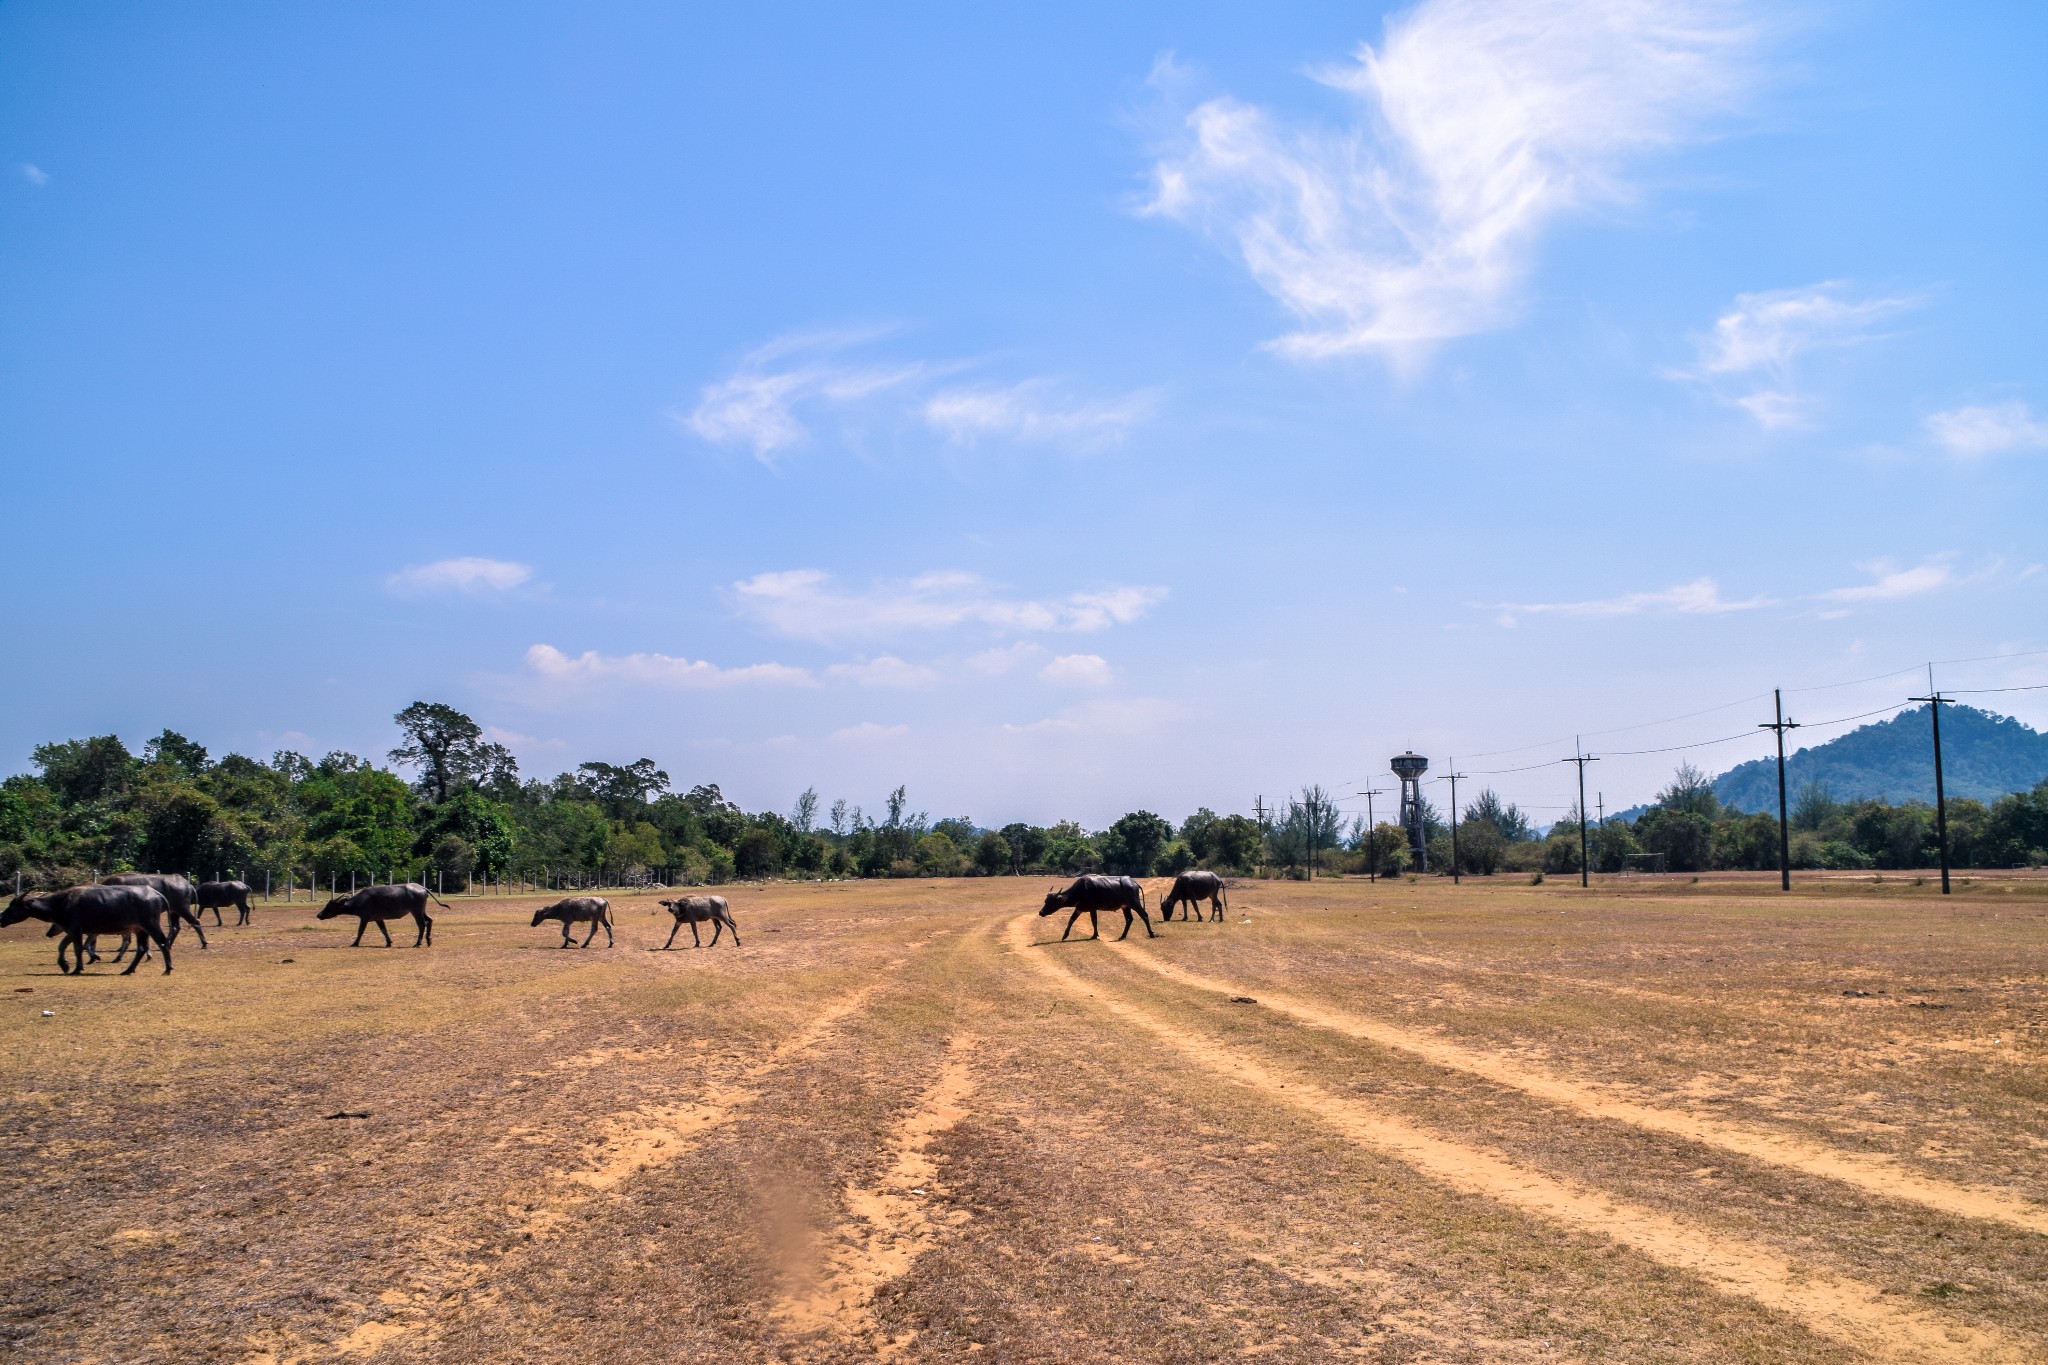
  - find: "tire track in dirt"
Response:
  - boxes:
[1119,947,2048,1238]
[772,1033,980,1357]
[1003,916,2030,1365]
[252,965,915,1364]
[1363,942,1700,1007]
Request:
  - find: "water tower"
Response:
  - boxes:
[1391,751,1429,872]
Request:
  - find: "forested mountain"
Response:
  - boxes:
[1715,705,2048,812]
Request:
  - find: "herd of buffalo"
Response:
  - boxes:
[0,868,1231,975]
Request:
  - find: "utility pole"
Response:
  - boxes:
[1909,669,1953,894]
[1561,739,1598,888]
[1359,788,1388,883]
[1253,795,1269,879]
[1759,689,1800,892]
[1445,760,1466,885]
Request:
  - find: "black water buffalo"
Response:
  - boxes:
[656,895,740,949]
[533,896,613,948]
[194,880,254,927]
[1160,870,1227,923]
[102,873,208,949]
[317,883,444,947]
[1038,874,1155,942]
[4,885,173,975]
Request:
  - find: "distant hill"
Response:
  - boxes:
[1714,704,2048,812]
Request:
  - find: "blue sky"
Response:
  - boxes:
[3,1,2043,828]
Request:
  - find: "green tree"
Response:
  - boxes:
[1635,808,1714,872]
[143,729,209,777]
[389,702,516,804]
[578,759,670,816]
[734,827,780,878]
[973,831,1012,876]
[1101,810,1172,876]
[32,735,136,806]
[999,823,1047,873]
[1465,789,1532,842]
[417,787,516,877]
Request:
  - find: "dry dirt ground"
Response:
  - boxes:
[3,873,2046,1364]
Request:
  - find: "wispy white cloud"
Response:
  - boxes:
[825,655,941,688]
[965,642,1045,675]
[1679,283,1916,427]
[522,643,814,689]
[1000,697,1181,736]
[21,163,47,187]
[1143,0,1763,365]
[731,570,1166,643]
[1814,557,1958,604]
[683,329,1154,458]
[1039,653,1114,687]
[680,328,925,460]
[1924,401,2048,459]
[386,556,534,596]
[1495,576,1770,621]
[1495,557,1992,626]
[923,382,1158,447]
[830,721,910,742]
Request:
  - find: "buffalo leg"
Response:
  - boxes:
[708,919,724,947]
[602,915,613,947]
[182,911,209,949]
[690,921,703,948]
[419,912,432,947]
[131,920,171,975]
[377,918,394,947]
[1137,908,1157,938]
[561,924,575,948]
[662,918,683,949]
[1116,908,1138,942]
[580,920,598,947]
[1059,908,1086,942]
[722,916,739,947]
[351,919,368,946]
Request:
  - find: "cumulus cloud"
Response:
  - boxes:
[731,570,1165,643]
[1680,283,1915,427]
[1925,401,2048,459]
[21,163,47,187]
[923,382,1158,447]
[825,655,941,688]
[1143,0,1763,365]
[521,643,814,689]
[1039,653,1115,687]
[1495,576,1770,621]
[386,556,534,596]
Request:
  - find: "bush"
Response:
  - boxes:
[1158,841,1197,876]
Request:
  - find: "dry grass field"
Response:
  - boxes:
[3,873,2046,1364]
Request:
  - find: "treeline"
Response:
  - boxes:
[4,706,2043,891]
[1409,763,2048,876]
[0,703,1278,889]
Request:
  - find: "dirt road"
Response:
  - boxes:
[3,874,2043,1362]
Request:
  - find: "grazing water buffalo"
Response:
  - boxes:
[656,895,740,949]
[101,873,208,949]
[532,896,613,948]
[317,883,444,947]
[1038,874,1155,942]
[4,885,172,975]
[195,880,254,927]
[1160,870,1227,923]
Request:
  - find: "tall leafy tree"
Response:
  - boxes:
[389,702,516,804]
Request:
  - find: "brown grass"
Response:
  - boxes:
[2,874,2044,1362]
